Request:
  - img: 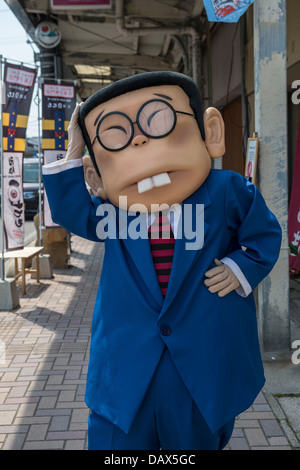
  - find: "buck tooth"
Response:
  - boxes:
[152,172,171,187]
[137,177,154,193]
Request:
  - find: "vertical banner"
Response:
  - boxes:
[3,63,36,152]
[289,109,300,274]
[2,62,37,250]
[41,80,76,227]
[3,152,24,250]
[43,150,66,228]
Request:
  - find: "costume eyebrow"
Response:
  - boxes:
[94,110,105,126]
[153,93,173,101]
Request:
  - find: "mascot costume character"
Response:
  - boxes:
[42,71,282,450]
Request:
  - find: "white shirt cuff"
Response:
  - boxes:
[221,256,252,298]
[42,158,83,175]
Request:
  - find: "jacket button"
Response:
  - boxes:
[160,324,171,336]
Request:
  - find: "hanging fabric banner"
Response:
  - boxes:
[203,0,255,23]
[41,79,77,227]
[2,63,36,251]
[288,109,300,275]
[3,152,24,250]
[2,62,37,152]
[43,150,66,228]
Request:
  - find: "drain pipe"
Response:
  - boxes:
[115,0,200,86]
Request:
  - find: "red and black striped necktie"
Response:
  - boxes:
[148,213,175,297]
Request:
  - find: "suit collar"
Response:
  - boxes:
[118,209,164,310]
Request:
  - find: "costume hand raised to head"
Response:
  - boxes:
[66,102,85,161]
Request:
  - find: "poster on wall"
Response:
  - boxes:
[288,110,300,275]
[3,152,24,251]
[2,63,36,153]
[244,133,259,185]
[203,0,255,23]
[41,79,77,227]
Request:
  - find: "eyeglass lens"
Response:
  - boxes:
[137,100,175,137]
[97,113,133,151]
[97,100,176,150]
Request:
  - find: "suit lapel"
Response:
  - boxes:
[161,182,211,314]
[118,208,164,309]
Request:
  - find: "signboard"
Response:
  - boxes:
[41,79,77,227]
[244,133,259,185]
[203,0,255,23]
[3,152,24,250]
[2,63,37,152]
[51,0,111,9]
[35,22,62,49]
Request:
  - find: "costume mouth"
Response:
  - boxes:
[137,172,171,193]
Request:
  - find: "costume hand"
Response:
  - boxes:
[66,102,85,160]
[204,258,240,297]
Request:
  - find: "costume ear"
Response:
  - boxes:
[82,155,107,199]
[203,107,225,158]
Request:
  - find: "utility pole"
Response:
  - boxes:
[253,0,290,353]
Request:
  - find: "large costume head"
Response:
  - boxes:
[78,71,225,212]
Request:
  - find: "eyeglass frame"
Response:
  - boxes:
[91,98,195,152]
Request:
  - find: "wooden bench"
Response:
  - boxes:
[0,247,43,295]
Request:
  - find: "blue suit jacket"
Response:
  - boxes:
[43,162,282,434]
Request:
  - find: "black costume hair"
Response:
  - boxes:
[78,71,205,176]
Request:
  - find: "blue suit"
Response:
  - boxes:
[43,161,281,439]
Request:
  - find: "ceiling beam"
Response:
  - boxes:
[63,53,171,71]
[75,74,113,80]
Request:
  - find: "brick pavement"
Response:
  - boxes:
[0,235,294,450]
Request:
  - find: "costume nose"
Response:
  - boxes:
[131,134,149,147]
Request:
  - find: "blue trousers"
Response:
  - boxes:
[88,347,235,450]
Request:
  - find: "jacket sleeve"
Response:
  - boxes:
[42,158,106,242]
[223,171,282,294]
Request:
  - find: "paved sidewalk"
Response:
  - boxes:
[0,235,298,450]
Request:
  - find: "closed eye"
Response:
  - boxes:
[105,125,127,134]
[147,109,165,126]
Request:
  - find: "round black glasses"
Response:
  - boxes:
[91,99,195,152]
